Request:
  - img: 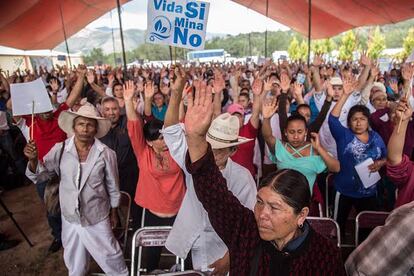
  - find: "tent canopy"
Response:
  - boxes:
[232,0,414,39]
[0,0,129,50]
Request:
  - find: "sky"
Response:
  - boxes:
[86,0,290,35]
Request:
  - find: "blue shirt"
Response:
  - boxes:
[328,114,387,198]
[151,104,167,121]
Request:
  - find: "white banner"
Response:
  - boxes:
[10,78,53,116]
[146,0,210,50]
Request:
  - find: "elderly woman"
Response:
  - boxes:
[329,78,387,233]
[183,84,345,275]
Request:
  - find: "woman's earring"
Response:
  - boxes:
[299,223,303,229]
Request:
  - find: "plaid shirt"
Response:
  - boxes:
[345,201,414,276]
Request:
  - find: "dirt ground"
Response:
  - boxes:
[0,184,68,276]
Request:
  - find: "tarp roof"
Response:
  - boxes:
[232,0,414,39]
[0,45,82,57]
[0,0,129,50]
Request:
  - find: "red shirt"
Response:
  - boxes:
[231,120,258,177]
[23,103,68,161]
[127,119,186,214]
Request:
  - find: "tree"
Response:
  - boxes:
[299,40,309,61]
[312,40,326,55]
[367,27,386,59]
[402,27,414,60]
[338,30,357,61]
[83,48,105,65]
[288,37,301,61]
[324,38,336,56]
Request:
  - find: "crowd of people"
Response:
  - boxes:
[0,54,413,275]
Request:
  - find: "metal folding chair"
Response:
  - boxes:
[154,271,206,275]
[112,191,131,253]
[131,226,185,276]
[307,216,341,247]
[355,211,389,246]
[325,173,334,218]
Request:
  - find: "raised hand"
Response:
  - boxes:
[325,80,334,98]
[108,73,115,86]
[263,77,273,92]
[370,66,380,79]
[76,65,87,77]
[262,97,278,119]
[251,78,263,96]
[310,132,321,152]
[123,80,135,101]
[395,99,413,122]
[343,77,357,95]
[292,82,303,100]
[360,52,371,66]
[280,73,291,92]
[144,81,155,99]
[49,78,59,92]
[185,80,213,138]
[313,55,323,67]
[171,65,187,93]
[213,69,225,93]
[401,64,414,81]
[116,70,123,82]
[389,79,398,93]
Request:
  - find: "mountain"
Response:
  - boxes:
[54,27,227,55]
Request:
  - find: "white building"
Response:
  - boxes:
[0,45,83,72]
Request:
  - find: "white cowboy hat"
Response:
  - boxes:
[58,104,111,139]
[206,113,253,149]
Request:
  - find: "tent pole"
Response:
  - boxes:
[265,0,269,58]
[59,3,72,68]
[110,10,117,66]
[116,0,128,78]
[169,46,173,65]
[307,0,312,66]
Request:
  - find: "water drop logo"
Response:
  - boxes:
[149,16,172,41]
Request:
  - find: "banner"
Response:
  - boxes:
[146,0,210,50]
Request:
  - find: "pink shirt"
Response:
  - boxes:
[386,155,414,208]
[127,119,186,214]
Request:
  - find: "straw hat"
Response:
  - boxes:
[58,105,111,138]
[330,77,343,86]
[206,113,253,149]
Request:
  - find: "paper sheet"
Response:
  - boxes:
[10,78,53,116]
[354,158,381,189]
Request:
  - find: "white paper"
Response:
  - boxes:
[146,0,210,50]
[379,113,389,122]
[354,158,381,189]
[10,78,53,116]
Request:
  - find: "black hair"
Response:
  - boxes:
[143,119,164,141]
[296,104,311,113]
[239,92,250,99]
[347,105,371,128]
[286,113,307,129]
[258,169,310,214]
[112,82,123,90]
[72,116,98,129]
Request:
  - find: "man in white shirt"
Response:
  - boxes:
[162,67,257,274]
